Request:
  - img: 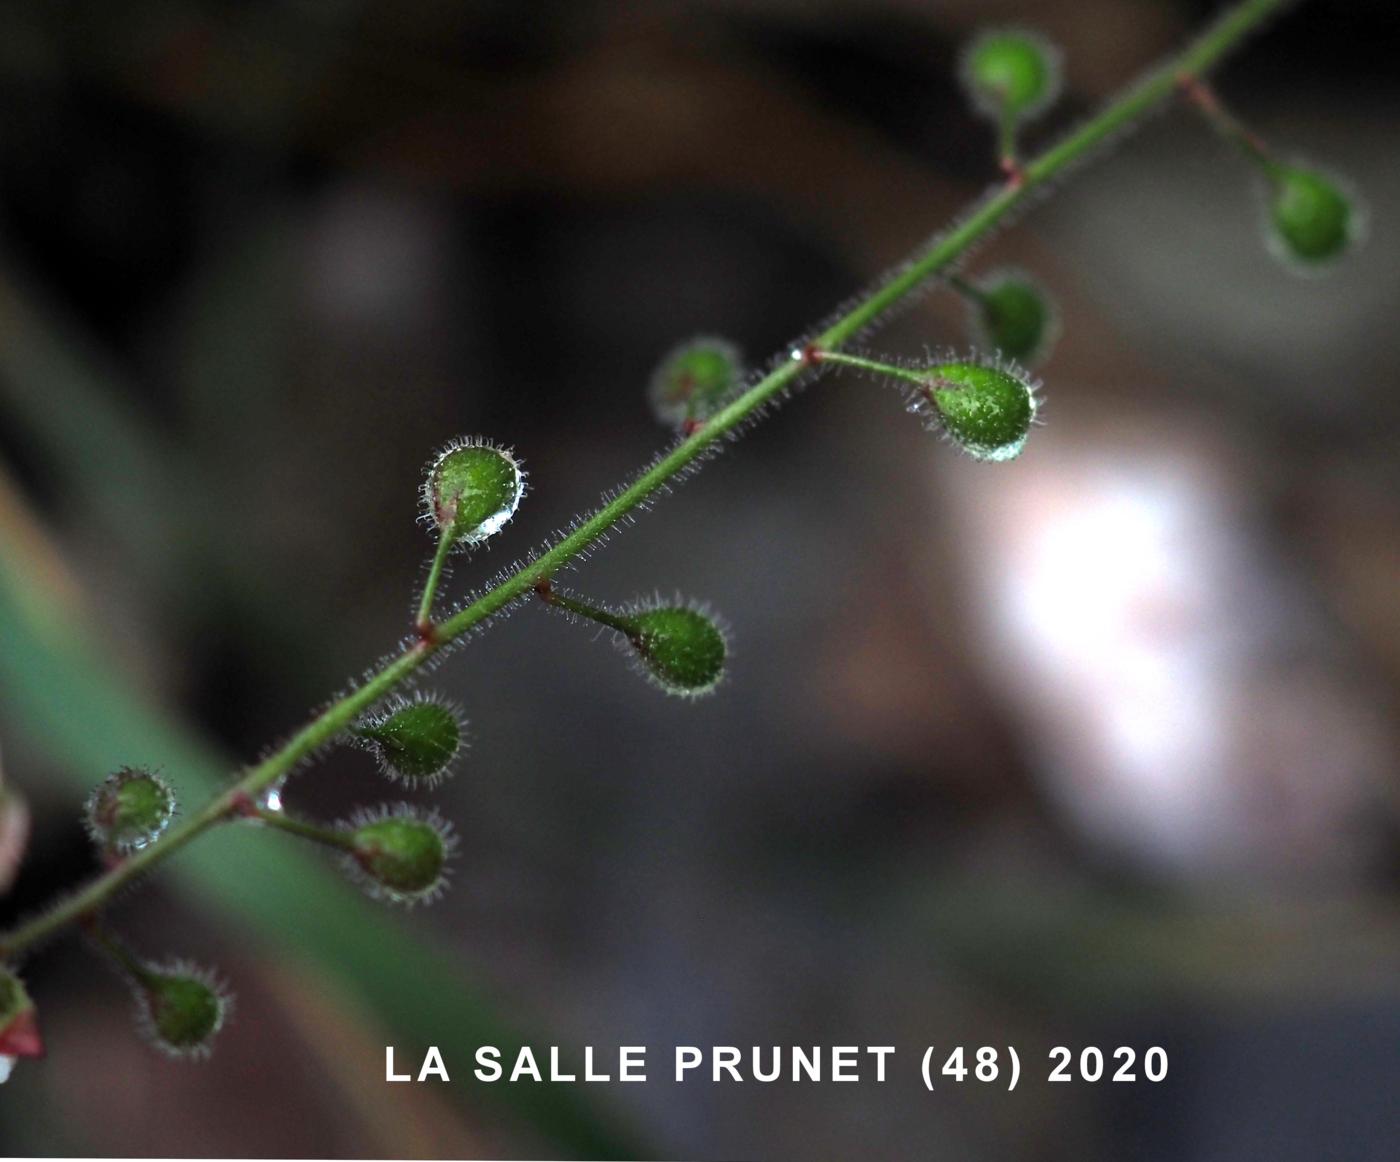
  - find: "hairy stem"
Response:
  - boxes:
[253,809,357,851]
[535,585,638,636]
[415,531,454,629]
[0,0,1295,962]
[813,350,933,390]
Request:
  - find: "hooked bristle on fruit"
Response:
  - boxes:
[648,337,744,428]
[356,694,465,786]
[921,357,1038,462]
[84,767,176,854]
[345,804,456,906]
[423,438,524,550]
[1268,165,1358,267]
[967,271,1058,366]
[134,961,231,1060]
[626,601,729,698]
[961,29,1061,122]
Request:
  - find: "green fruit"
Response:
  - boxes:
[925,360,1036,462]
[649,337,743,427]
[1270,167,1354,265]
[973,274,1056,365]
[359,697,463,784]
[425,439,523,548]
[350,808,453,903]
[963,30,1059,120]
[630,605,727,696]
[143,968,227,1056]
[85,767,176,854]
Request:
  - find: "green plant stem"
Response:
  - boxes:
[535,586,638,636]
[88,923,155,986]
[1179,75,1280,176]
[253,809,356,851]
[998,108,1019,172]
[0,0,1295,963]
[415,531,453,628]
[0,645,423,957]
[814,350,933,390]
[947,273,988,306]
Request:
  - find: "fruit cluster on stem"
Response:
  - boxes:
[0,0,1351,1073]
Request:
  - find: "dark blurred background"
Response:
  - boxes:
[1,0,1398,1157]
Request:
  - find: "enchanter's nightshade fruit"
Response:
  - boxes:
[424,439,524,550]
[84,767,176,855]
[1268,166,1356,266]
[357,695,465,786]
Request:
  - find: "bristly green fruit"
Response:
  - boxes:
[969,272,1057,366]
[649,337,743,428]
[628,603,728,697]
[136,962,230,1059]
[84,767,176,854]
[347,805,455,905]
[424,438,524,549]
[356,695,464,786]
[1268,166,1356,266]
[923,359,1037,462]
[962,29,1061,121]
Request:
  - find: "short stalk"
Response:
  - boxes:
[947,273,988,306]
[1180,75,1279,177]
[536,585,638,637]
[253,809,356,851]
[415,532,454,630]
[813,350,933,392]
[998,108,1020,175]
[88,923,155,987]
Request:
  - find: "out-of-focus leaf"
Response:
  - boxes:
[0,242,358,691]
[0,266,178,570]
[177,215,295,436]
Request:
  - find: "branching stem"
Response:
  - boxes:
[0,0,1296,963]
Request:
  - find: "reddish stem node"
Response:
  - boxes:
[227,792,260,820]
[1176,72,1213,109]
[1177,74,1271,158]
